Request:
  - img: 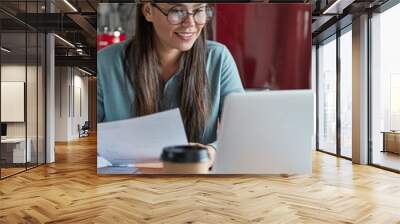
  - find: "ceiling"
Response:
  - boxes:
[0,0,97,73]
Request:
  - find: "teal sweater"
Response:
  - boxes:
[97,40,244,148]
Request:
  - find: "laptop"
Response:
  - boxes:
[212,90,315,174]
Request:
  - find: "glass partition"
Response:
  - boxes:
[0,0,46,179]
[27,31,38,169]
[1,30,28,177]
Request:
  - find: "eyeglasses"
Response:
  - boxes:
[151,4,213,25]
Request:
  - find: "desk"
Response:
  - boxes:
[97,162,214,175]
[97,161,164,174]
[381,131,400,154]
[1,138,32,164]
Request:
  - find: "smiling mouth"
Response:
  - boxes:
[175,32,196,41]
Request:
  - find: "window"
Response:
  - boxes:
[340,28,352,158]
[317,36,337,154]
[371,2,400,171]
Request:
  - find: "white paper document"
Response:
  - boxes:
[97,108,188,166]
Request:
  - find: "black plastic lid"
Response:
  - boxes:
[161,145,209,163]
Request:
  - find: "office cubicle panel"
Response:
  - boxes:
[215,4,312,90]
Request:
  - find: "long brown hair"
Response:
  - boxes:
[125,4,211,142]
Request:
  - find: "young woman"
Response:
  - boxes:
[97,3,244,165]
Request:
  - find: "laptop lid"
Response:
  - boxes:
[213,90,315,174]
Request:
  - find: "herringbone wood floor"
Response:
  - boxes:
[1,135,400,224]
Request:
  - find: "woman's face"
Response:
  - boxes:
[142,3,208,52]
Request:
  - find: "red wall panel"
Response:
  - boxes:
[97,33,126,51]
[215,4,312,89]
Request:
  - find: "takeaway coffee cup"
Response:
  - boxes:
[161,145,210,174]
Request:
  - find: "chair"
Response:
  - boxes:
[78,121,90,138]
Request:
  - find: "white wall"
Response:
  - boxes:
[54,67,89,141]
[70,73,89,139]
[1,64,46,164]
[1,66,26,131]
[1,65,37,138]
[55,66,69,141]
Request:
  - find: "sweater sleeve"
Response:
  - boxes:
[212,45,245,150]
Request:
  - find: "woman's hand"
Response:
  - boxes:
[189,142,216,168]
